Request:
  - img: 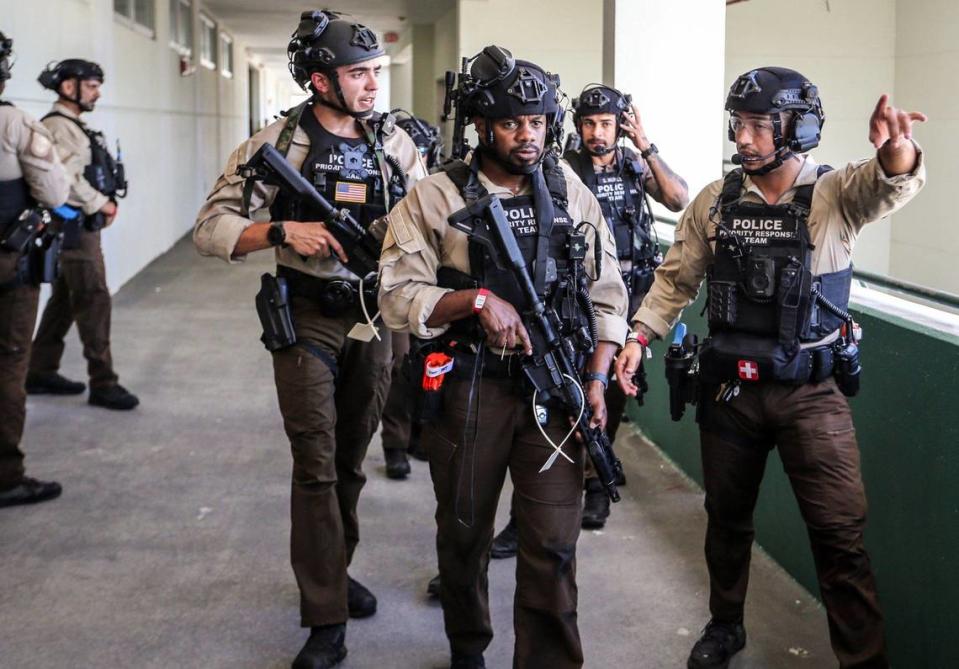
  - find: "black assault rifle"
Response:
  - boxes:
[237,143,381,278]
[448,194,625,502]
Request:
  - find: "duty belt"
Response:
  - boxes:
[276,265,377,317]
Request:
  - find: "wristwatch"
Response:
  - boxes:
[267,222,286,246]
[640,143,658,160]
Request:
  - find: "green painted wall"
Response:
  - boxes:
[629,290,959,668]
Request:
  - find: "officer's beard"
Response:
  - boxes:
[479,140,544,176]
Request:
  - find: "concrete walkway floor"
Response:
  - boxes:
[0,237,834,668]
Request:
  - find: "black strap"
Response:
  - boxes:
[719,168,745,212]
[531,166,555,296]
[792,164,833,211]
[296,340,339,380]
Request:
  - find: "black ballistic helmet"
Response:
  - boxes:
[0,32,13,83]
[725,66,825,174]
[38,59,105,91]
[393,110,443,168]
[288,9,385,116]
[572,83,632,154]
[459,46,564,164]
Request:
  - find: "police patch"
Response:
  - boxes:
[726,214,799,246]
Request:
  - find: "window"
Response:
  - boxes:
[199,14,217,69]
[220,32,234,78]
[169,0,193,55]
[114,0,156,35]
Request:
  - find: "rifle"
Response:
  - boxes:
[448,194,625,502]
[237,143,381,278]
[443,58,471,161]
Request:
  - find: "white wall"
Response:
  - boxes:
[610,0,727,216]
[890,0,958,294]
[1,0,250,297]
[725,0,903,280]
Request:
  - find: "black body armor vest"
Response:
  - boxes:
[43,111,124,198]
[270,107,404,231]
[439,156,593,349]
[699,166,853,385]
[564,147,661,311]
[564,148,656,261]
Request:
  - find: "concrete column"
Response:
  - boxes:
[604,0,726,213]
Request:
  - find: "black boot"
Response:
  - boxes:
[89,384,139,411]
[490,517,518,559]
[25,372,85,395]
[347,576,377,618]
[451,651,486,668]
[426,573,441,598]
[292,623,347,669]
[0,477,62,508]
[384,448,411,479]
[581,477,610,529]
[687,620,746,669]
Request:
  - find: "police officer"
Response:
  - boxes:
[25,59,138,410]
[379,46,628,669]
[616,67,926,669]
[394,110,443,170]
[564,84,689,528]
[194,11,426,668]
[0,31,70,508]
[379,110,443,479]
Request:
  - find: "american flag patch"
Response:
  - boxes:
[334,181,367,203]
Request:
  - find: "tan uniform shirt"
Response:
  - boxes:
[194,106,428,281]
[634,149,927,338]
[378,159,629,345]
[41,102,108,215]
[0,103,69,207]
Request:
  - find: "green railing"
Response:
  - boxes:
[628,226,959,667]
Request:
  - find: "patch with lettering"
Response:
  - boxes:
[594,172,637,208]
[502,202,538,237]
[724,213,799,246]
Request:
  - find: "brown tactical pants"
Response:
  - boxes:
[425,374,586,668]
[380,331,413,452]
[29,229,118,389]
[272,295,392,627]
[698,378,888,669]
[0,251,40,489]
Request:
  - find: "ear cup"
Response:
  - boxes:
[789,111,821,152]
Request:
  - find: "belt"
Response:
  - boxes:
[277,265,377,317]
[451,347,526,381]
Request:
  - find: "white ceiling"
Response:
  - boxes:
[206,0,455,66]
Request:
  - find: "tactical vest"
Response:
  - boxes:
[564,147,656,264]
[43,111,123,198]
[699,166,853,385]
[439,155,590,342]
[269,103,406,231]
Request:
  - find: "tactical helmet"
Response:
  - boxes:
[461,47,560,121]
[38,59,104,91]
[393,110,443,168]
[725,67,824,155]
[287,10,384,116]
[0,32,13,83]
[572,84,632,154]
